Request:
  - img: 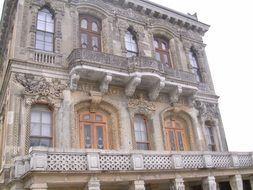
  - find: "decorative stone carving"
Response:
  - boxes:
[195,101,219,119]
[100,74,112,94]
[125,76,141,97]
[129,180,145,190]
[90,91,102,113]
[169,85,182,105]
[15,74,67,99]
[70,73,80,91]
[148,79,165,101]
[174,177,185,190]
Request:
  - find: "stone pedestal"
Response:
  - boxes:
[202,176,217,190]
[174,177,185,190]
[129,180,145,190]
[229,175,243,190]
[85,177,100,190]
[30,183,48,190]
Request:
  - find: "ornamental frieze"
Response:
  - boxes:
[194,101,219,119]
[15,74,67,99]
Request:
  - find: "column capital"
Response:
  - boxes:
[129,180,145,190]
[174,177,185,190]
[85,177,100,190]
[202,176,217,190]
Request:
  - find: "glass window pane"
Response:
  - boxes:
[31,111,40,123]
[45,43,53,51]
[161,42,166,50]
[137,143,149,150]
[92,22,98,32]
[125,32,131,42]
[92,36,98,51]
[38,12,46,22]
[41,124,51,136]
[81,19,88,29]
[37,20,46,31]
[177,131,184,151]
[30,138,40,147]
[95,115,102,121]
[46,23,54,33]
[169,130,176,151]
[135,131,142,142]
[81,33,87,48]
[84,125,91,148]
[96,126,104,149]
[42,112,51,124]
[40,138,51,147]
[155,52,161,61]
[36,31,44,41]
[30,123,41,136]
[36,42,44,50]
[84,114,90,120]
[45,33,53,43]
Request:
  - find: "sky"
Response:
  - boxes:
[0,0,252,151]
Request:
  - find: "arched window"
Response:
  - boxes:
[79,15,101,51]
[164,118,189,151]
[125,30,138,57]
[153,37,172,67]
[30,105,52,147]
[189,49,202,82]
[35,8,54,52]
[79,112,107,149]
[134,115,149,150]
[205,120,216,151]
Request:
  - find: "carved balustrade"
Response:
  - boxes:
[67,48,197,85]
[14,147,253,178]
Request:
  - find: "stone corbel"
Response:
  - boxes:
[186,91,197,107]
[90,91,102,113]
[125,75,141,97]
[100,74,112,94]
[169,85,182,105]
[148,79,165,101]
[70,73,80,91]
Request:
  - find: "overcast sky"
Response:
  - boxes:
[0,0,252,151]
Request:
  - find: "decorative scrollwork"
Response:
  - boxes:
[15,73,67,99]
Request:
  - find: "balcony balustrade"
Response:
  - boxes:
[14,147,253,178]
[68,48,198,86]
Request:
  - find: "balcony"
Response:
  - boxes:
[14,147,253,178]
[68,49,198,100]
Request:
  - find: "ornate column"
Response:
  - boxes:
[30,183,48,190]
[229,175,243,190]
[129,180,145,190]
[173,177,185,190]
[85,177,100,190]
[202,176,217,190]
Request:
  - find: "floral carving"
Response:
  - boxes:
[15,73,67,99]
[195,101,219,119]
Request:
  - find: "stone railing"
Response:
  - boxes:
[67,49,197,85]
[14,148,253,178]
[28,49,62,65]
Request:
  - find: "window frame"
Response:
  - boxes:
[79,15,101,52]
[189,49,202,82]
[133,114,150,150]
[153,37,173,67]
[79,112,108,149]
[164,118,189,151]
[35,8,55,52]
[30,105,53,147]
[124,30,138,57]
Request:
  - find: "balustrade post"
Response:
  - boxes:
[85,177,100,190]
[229,175,243,190]
[203,154,213,168]
[30,148,48,171]
[87,152,100,170]
[14,157,24,178]
[131,154,144,170]
[129,180,145,190]
[202,176,217,190]
[171,155,183,169]
[30,183,48,190]
[231,154,240,167]
[174,177,185,190]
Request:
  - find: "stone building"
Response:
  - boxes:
[0,0,252,189]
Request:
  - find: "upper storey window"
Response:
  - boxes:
[134,115,149,150]
[80,15,101,51]
[153,37,172,67]
[30,105,52,147]
[125,30,138,57]
[189,49,202,82]
[36,8,54,52]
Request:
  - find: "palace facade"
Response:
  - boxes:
[0,0,252,190]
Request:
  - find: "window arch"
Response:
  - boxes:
[35,8,54,52]
[153,37,172,67]
[189,48,202,82]
[79,15,101,51]
[125,30,138,57]
[164,117,189,151]
[30,105,52,147]
[79,112,108,149]
[134,114,149,150]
